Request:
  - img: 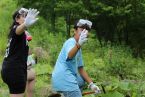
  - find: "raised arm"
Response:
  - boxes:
[16,8,39,35]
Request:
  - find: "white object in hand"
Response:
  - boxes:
[88,82,101,94]
[78,29,88,46]
[24,8,39,27]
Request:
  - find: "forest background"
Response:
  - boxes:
[0,0,145,97]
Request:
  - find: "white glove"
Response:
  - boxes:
[88,82,101,94]
[24,8,39,27]
[78,29,88,46]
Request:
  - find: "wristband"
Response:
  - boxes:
[76,43,80,49]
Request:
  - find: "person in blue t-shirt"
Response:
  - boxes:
[51,19,101,97]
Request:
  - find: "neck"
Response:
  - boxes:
[74,35,79,42]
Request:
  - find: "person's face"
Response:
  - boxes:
[16,14,26,24]
[74,27,89,40]
[77,27,84,33]
[75,27,83,39]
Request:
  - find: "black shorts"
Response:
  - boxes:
[1,67,27,94]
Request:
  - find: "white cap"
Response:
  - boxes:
[77,19,92,29]
[18,8,28,14]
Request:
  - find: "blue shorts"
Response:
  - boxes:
[58,75,85,97]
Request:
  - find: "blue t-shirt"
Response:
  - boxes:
[52,37,84,91]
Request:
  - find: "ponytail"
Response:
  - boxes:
[8,21,19,39]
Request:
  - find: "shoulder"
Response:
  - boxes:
[9,25,18,36]
[65,38,76,44]
[13,25,18,29]
[10,24,25,38]
[11,25,18,31]
[63,38,76,47]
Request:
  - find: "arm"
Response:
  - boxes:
[16,9,39,35]
[79,67,101,93]
[15,23,26,35]
[68,29,88,59]
[68,43,80,59]
[78,67,92,83]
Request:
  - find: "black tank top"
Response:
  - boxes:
[2,25,29,69]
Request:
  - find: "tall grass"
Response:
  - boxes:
[0,0,17,59]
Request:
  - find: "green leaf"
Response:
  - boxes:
[101,91,124,97]
[119,81,130,91]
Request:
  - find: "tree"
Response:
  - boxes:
[17,0,56,33]
[16,0,145,57]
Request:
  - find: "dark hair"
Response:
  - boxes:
[8,9,20,38]
[12,9,19,20]
[73,20,79,30]
[73,20,91,31]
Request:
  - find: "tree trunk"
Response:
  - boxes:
[65,12,71,39]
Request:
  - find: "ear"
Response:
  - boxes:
[74,29,77,34]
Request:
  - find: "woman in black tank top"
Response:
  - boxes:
[1,8,39,97]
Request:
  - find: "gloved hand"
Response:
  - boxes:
[24,8,39,27]
[78,29,88,46]
[88,82,101,94]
